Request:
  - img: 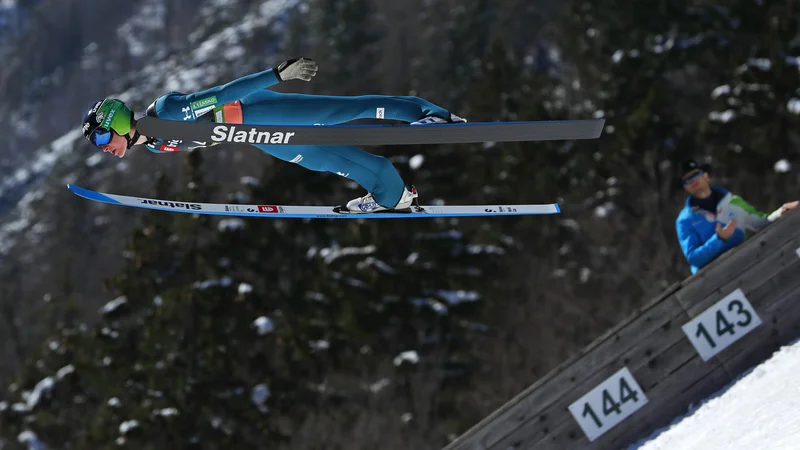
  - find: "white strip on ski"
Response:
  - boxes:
[67,184,560,218]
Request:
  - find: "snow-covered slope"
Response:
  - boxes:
[628,337,800,449]
[0,0,300,257]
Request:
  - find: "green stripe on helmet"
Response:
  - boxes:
[95,98,133,136]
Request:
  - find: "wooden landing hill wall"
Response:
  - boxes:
[444,209,800,450]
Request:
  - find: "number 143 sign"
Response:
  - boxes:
[681,288,762,361]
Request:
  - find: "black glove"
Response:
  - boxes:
[275,58,318,82]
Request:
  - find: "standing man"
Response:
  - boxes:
[675,159,798,273]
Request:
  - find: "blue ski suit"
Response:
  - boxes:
[676,187,749,274]
[141,68,452,208]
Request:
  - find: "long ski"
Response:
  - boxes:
[136,116,605,146]
[66,184,560,219]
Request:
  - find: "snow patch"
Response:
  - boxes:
[426,300,449,315]
[194,277,233,289]
[85,153,104,167]
[240,176,259,186]
[153,407,178,417]
[117,0,166,57]
[711,85,731,98]
[218,218,245,231]
[748,58,772,71]
[101,296,127,315]
[409,154,425,170]
[251,384,270,413]
[24,377,54,410]
[787,98,800,114]
[774,159,791,173]
[709,110,736,123]
[466,244,506,255]
[310,340,330,351]
[579,267,592,283]
[254,317,274,335]
[312,245,377,264]
[594,204,610,218]
[434,290,480,305]
[357,256,397,274]
[394,350,420,366]
[628,337,800,449]
[56,365,75,380]
[368,378,391,394]
[405,252,419,265]
[119,420,139,434]
[238,283,253,295]
[17,430,46,450]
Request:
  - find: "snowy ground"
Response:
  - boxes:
[627,337,800,450]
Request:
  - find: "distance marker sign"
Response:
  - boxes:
[568,367,649,441]
[681,288,762,361]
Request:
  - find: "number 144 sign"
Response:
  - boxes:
[681,288,762,361]
[568,367,649,441]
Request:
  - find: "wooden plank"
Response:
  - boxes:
[525,354,727,450]
[675,235,795,308]
[717,282,800,377]
[602,283,800,449]
[487,299,695,450]
[675,211,800,304]
[744,256,800,312]
[440,283,682,450]
[605,234,800,450]
[675,236,800,316]
[441,211,800,450]
[612,285,800,450]
[672,259,800,380]
[710,210,800,268]
[476,297,685,450]
[602,362,734,450]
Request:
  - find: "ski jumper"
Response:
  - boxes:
[142,68,451,207]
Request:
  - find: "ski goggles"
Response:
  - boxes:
[681,170,705,186]
[88,126,113,148]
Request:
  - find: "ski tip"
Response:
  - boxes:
[67,183,91,199]
[66,184,122,205]
[66,183,88,195]
[555,203,561,213]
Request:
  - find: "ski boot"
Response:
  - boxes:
[410,112,467,125]
[334,185,419,214]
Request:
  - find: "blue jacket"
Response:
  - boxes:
[676,187,746,274]
[142,68,281,153]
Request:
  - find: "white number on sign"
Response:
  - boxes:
[568,367,648,441]
[681,288,762,361]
